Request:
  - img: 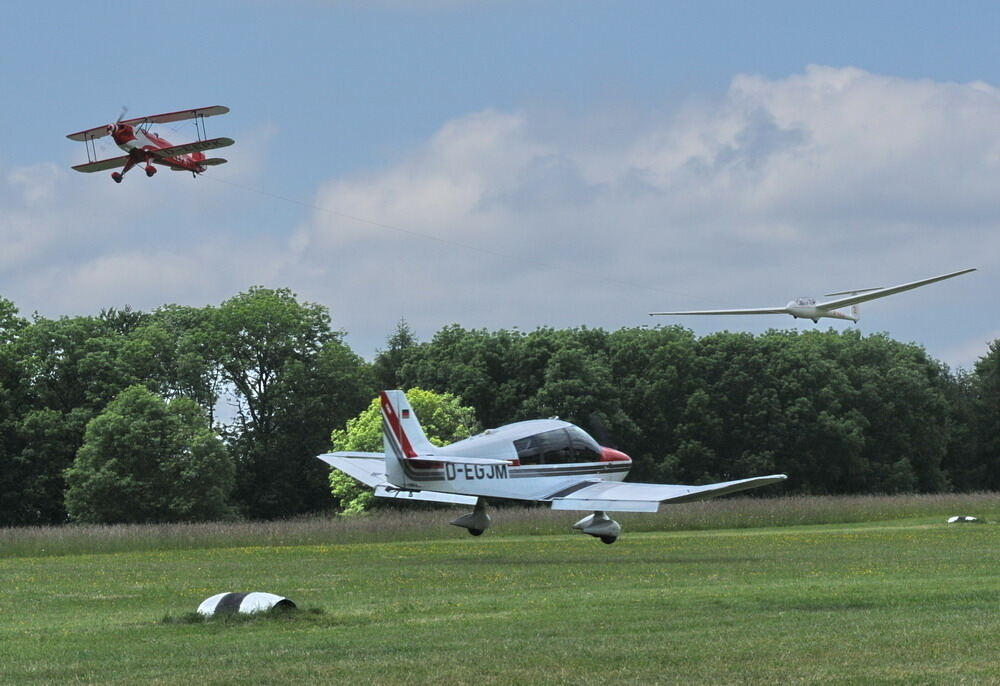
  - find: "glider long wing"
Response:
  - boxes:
[649,306,788,316]
[545,474,788,512]
[817,268,975,311]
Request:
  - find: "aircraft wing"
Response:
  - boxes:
[151,137,235,160]
[71,155,131,173]
[649,306,788,317]
[374,486,478,505]
[545,474,788,512]
[67,107,230,141]
[125,105,230,127]
[817,268,975,310]
[67,126,112,142]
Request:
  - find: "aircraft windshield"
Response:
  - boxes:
[514,427,603,465]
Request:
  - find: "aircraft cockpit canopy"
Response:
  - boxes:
[793,297,816,306]
[513,426,603,465]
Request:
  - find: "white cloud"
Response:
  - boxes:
[2,66,998,367]
[291,66,999,362]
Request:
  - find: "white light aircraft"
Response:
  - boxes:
[318,391,787,543]
[649,268,975,323]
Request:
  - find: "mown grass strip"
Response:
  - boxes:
[2,492,997,558]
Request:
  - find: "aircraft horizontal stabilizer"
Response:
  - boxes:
[317,452,385,487]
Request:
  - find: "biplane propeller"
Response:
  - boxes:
[67,106,234,183]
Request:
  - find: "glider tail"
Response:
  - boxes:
[851,304,860,322]
[380,390,435,485]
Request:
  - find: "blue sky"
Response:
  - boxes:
[2,1,998,367]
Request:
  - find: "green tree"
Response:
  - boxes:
[0,297,29,524]
[210,287,372,518]
[64,386,234,523]
[971,340,1000,489]
[328,388,479,513]
[13,313,139,523]
[372,319,418,390]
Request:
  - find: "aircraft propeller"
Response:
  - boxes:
[107,106,128,136]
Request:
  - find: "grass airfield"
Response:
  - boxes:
[2,495,998,685]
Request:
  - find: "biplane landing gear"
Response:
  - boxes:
[573,511,621,544]
[111,172,123,183]
[451,498,491,536]
[145,165,156,177]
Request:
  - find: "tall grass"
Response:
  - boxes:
[2,492,996,558]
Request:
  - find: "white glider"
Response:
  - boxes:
[649,268,975,323]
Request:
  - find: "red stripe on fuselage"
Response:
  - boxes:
[380,391,417,458]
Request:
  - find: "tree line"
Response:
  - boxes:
[0,289,997,526]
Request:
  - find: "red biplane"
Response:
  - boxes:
[67,106,234,183]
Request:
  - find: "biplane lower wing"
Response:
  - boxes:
[71,155,132,173]
[151,137,235,160]
[546,474,788,512]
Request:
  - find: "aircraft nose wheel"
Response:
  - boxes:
[600,535,618,545]
[468,528,485,536]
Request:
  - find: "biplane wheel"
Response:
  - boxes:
[111,172,123,184]
[145,166,156,177]
[600,535,617,545]
[468,528,485,536]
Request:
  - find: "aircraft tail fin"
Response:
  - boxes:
[380,390,436,485]
[851,303,860,322]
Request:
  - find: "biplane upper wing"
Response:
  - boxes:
[67,126,113,142]
[71,155,132,173]
[123,105,230,127]
[151,137,235,160]
[67,106,230,141]
[545,474,788,512]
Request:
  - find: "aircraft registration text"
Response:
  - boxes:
[444,463,509,480]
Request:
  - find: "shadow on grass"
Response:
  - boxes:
[161,606,325,626]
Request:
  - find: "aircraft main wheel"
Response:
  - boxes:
[111,172,122,183]
[468,528,484,536]
[145,166,156,177]
[600,535,617,544]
